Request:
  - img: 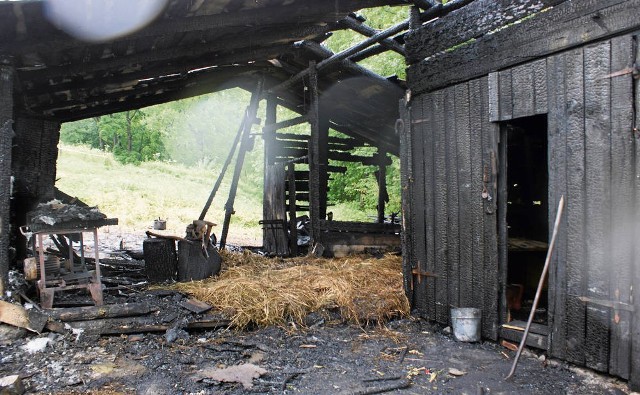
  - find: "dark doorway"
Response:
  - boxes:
[501,114,549,328]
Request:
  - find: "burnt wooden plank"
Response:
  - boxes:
[564,47,587,366]
[468,78,486,322]
[410,94,428,314]
[407,0,640,95]
[263,163,289,256]
[432,89,450,324]
[444,86,460,309]
[422,92,437,320]
[405,0,565,65]
[480,76,500,340]
[497,115,509,338]
[583,40,611,373]
[318,221,400,234]
[608,34,634,380]
[498,70,513,121]
[632,33,640,391]
[547,52,568,360]
[0,64,13,293]
[455,83,474,309]
[511,63,535,119]
[532,59,548,114]
[263,115,310,133]
[488,72,500,122]
[399,98,414,305]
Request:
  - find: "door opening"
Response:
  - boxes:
[502,115,549,329]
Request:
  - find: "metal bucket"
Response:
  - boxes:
[153,219,166,230]
[451,307,482,342]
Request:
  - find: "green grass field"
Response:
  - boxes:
[55,144,376,246]
[55,144,265,244]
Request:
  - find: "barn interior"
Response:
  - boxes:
[1,0,640,392]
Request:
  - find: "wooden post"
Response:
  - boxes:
[0,61,14,294]
[630,38,640,391]
[12,118,60,261]
[219,80,263,250]
[318,118,329,221]
[287,163,298,256]
[307,61,322,247]
[376,150,388,224]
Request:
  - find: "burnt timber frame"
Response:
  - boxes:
[403,0,640,388]
[0,0,415,289]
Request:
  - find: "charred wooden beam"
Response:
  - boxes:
[48,302,158,322]
[262,115,310,133]
[21,22,316,83]
[27,64,268,121]
[7,0,403,57]
[350,44,391,63]
[307,61,321,244]
[376,150,388,224]
[265,18,409,95]
[340,16,406,56]
[287,164,298,255]
[405,0,565,64]
[408,0,640,94]
[0,61,14,293]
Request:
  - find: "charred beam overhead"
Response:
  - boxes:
[20,24,332,84]
[340,15,406,56]
[266,18,410,96]
[4,0,405,58]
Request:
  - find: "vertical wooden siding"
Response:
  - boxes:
[545,36,637,376]
[404,33,639,379]
[404,77,500,340]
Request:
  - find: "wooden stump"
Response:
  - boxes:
[177,241,221,282]
[143,238,177,283]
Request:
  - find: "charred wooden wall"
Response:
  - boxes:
[401,78,500,340]
[403,0,640,384]
[0,63,13,293]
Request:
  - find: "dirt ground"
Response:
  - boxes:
[0,230,634,394]
[0,310,632,394]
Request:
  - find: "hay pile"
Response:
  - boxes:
[172,251,409,329]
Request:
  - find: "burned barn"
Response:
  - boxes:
[0,0,640,390]
[401,0,640,388]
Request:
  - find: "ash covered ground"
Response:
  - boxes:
[0,293,631,394]
[0,229,632,394]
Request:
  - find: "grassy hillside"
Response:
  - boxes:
[55,144,264,244]
[55,145,376,246]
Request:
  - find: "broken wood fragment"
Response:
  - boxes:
[362,376,403,383]
[0,375,25,395]
[179,298,212,314]
[48,302,157,322]
[64,315,230,335]
[353,379,410,395]
[0,301,48,333]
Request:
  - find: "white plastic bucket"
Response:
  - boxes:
[451,307,482,342]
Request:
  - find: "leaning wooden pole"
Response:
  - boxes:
[505,195,565,380]
[218,80,263,250]
[198,111,247,221]
[0,61,14,295]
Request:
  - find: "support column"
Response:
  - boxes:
[12,118,61,261]
[376,150,388,224]
[307,61,322,248]
[0,62,14,294]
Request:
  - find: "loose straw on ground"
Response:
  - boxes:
[171,251,409,329]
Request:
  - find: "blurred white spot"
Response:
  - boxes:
[44,0,168,42]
